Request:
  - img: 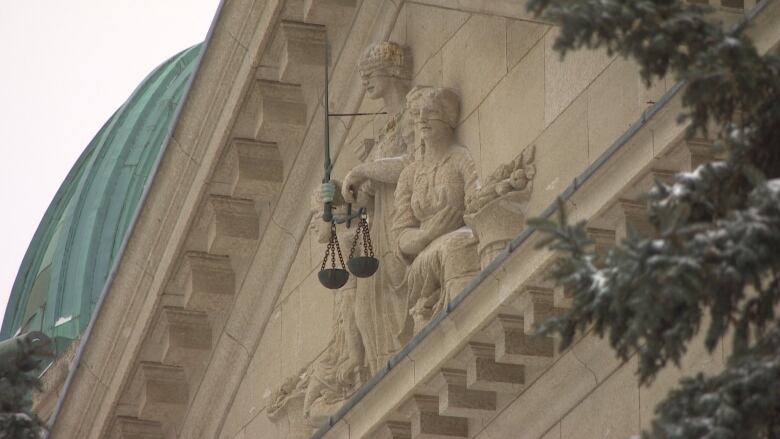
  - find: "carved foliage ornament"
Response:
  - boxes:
[465,145,537,268]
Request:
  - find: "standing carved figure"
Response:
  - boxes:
[341,41,414,372]
[268,41,414,427]
[268,186,366,425]
[392,87,480,334]
[302,184,367,418]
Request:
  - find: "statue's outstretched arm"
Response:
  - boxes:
[343,157,405,203]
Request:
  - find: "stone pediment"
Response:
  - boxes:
[36,1,778,439]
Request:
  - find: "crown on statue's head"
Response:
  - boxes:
[359,41,412,80]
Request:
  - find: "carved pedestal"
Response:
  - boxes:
[464,190,531,270]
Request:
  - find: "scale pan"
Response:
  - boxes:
[319,268,350,289]
[348,256,379,278]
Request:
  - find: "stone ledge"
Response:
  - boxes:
[315,37,746,437]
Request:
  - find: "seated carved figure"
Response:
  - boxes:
[392,87,480,335]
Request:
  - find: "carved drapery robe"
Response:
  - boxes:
[392,145,480,334]
[303,277,365,414]
[353,111,413,373]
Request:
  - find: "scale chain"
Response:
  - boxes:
[334,225,345,269]
[321,222,346,270]
[349,215,374,259]
[363,217,374,258]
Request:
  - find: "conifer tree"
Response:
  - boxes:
[0,364,45,439]
[526,1,780,437]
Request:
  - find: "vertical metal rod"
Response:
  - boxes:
[322,37,333,222]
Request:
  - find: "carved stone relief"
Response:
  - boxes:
[269,40,415,426]
[341,41,415,376]
[391,87,480,335]
[267,367,309,438]
[267,41,537,429]
[465,145,537,268]
[268,185,365,429]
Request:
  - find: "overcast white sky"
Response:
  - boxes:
[0,1,220,328]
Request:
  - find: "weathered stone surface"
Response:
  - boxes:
[415,50,443,86]
[159,306,212,365]
[569,331,624,384]
[465,342,525,393]
[544,28,613,124]
[109,416,164,439]
[245,408,288,439]
[493,314,555,366]
[136,362,188,422]
[182,252,235,311]
[342,357,417,437]
[255,80,307,142]
[389,3,407,45]
[280,238,314,301]
[221,308,282,438]
[478,43,544,180]
[48,1,780,438]
[406,3,470,78]
[528,93,589,214]
[455,111,480,174]
[513,286,565,334]
[232,80,265,140]
[442,14,507,123]
[508,20,548,70]
[540,423,562,439]
[408,395,468,439]
[280,288,304,373]
[207,195,259,255]
[406,0,542,22]
[179,334,252,438]
[436,368,497,418]
[480,347,598,439]
[230,139,284,200]
[376,421,413,439]
[278,21,326,84]
[588,58,641,160]
[297,275,336,365]
[561,359,640,439]
[303,0,357,23]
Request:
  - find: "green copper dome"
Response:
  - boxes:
[0,44,202,351]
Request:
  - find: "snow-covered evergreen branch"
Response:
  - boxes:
[526,0,780,437]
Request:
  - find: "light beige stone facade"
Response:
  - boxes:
[35,1,780,439]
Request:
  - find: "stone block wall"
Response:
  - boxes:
[377,1,671,212]
[472,327,725,439]
[218,223,337,438]
[216,1,697,437]
[36,0,770,437]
